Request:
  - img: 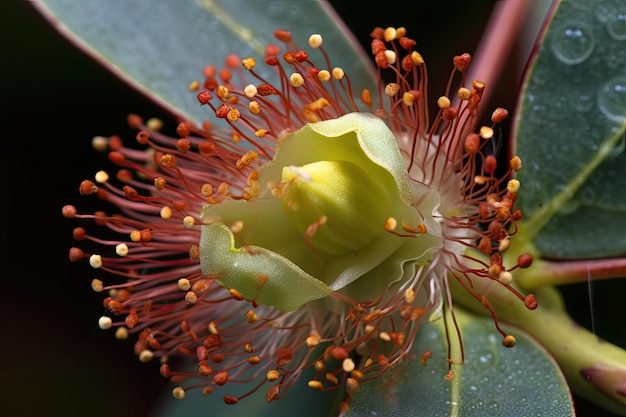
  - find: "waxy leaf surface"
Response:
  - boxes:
[33,0,377,125]
[514,0,626,258]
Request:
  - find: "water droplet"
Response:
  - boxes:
[597,76,626,123]
[606,9,626,40]
[551,22,595,64]
[487,401,500,416]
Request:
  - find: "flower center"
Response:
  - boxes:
[272,160,391,255]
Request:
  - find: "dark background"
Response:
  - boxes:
[3,0,621,416]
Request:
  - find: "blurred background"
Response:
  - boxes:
[2,0,621,415]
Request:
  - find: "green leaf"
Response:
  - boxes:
[33,0,377,125]
[513,0,626,258]
[346,309,575,417]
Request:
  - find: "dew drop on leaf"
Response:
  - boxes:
[597,76,626,123]
[550,21,595,65]
[606,9,626,40]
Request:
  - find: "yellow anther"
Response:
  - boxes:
[172,387,186,400]
[178,278,191,291]
[331,67,344,80]
[498,271,513,285]
[115,243,128,257]
[254,129,269,138]
[290,73,305,87]
[153,176,166,190]
[384,217,397,232]
[474,175,488,185]
[379,331,391,342]
[139,349,154,363]
[306,335,320,348]
[217,85,229,99]
[115,327,129,340]
[437,96,451,109]
[183,216,195,229]
[308,380,324,391]
[317,70,331,82]
[227,108,240,122]
[411,51,424,66]
[385,83,400,97]
[160,206,172,219]
[185,291,198,305]
[507,179,521,194]
[130,230,142,242]
[403,92,416,106]
[241,57,256,70]
[342,358,356,373]
[246,309,259,324]
[346,378,360,395]
[473,80,486,92]
[244,84,257,98]
[266,370,280,381]
[457,87,471,100]
[510,155,523,171]
[351,369,364,380]
[92,136,108,152]
[208,321,219,335]
[247,356,261,364]
[98,316,112,330]
[95,170,109,183]
[91,279,104,292]
[188,80,200,91]
[229,288,244,300]
[404,288,416,304]
[308,34,323,48]
[236,150,259,170]
[308,98,330,111]
[502,335,517,348]
[488,264,502,277]
[384,50,396,65]
[498,238,511,252]
[479,126,494,139]
[89,254,102,269]
[325,373,339,385]
[383,27,396,42]
[147,118,163,131]
[249,101,261,115]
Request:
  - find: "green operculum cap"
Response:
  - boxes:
[199,112,443,311]
[272,160,392,255]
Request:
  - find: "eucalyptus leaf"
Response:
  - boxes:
[347,310,575,417]
[513,0,626,258]
[33,0,377,125]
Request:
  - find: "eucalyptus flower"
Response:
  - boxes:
[64,26,538,412]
